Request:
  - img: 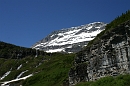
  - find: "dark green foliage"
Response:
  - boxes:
[87,10,130,46]
[76,74,130,86]
[0,51,75,85]
[0,41,45,59]
[0,41,75,85]
[106,10,130,29]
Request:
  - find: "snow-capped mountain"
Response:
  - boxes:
[31,22,107,53]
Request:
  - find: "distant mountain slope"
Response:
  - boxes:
[31,22,107,53]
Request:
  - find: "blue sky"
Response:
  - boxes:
[0,0,130,48]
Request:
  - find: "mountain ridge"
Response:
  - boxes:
[31,22,107,53]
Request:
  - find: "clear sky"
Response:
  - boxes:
[0,0,130,48]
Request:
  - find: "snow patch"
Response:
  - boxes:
[87,26,93,30]
[36,63,42,68]
[17,64,22,70]
[0,71,11,80]
[46,48,64,53]
[0,74,33,86]
[34,29,102,47]
[16,70,28,79]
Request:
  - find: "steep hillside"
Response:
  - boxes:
[22,53,75,86]
[0,41,44,59]
[0,42,75,86]
[32,22,106,53]
[88,10,130,46]
[69,10,130,85]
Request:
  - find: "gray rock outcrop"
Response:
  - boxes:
[69,20,130,85]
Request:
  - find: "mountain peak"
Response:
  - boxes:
[31,22,107,53]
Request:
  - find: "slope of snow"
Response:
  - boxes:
[32,22,107,53]
[16,70,28,79]
[46,48,65,53]
[0,74,33,86]
[0,71,11,80]
[17,64,22,70]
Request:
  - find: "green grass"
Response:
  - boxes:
[87,10,130,47]
[22,53,75,86]
[0,53,75,86]
[76,74,130,86]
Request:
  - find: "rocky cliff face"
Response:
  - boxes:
[31,22,106,53]
[69,20,130,85]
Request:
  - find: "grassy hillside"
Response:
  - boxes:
[87,10,130,46]
[0,52,75,86]
[76,74,130,86]
[22,53,75,86]
[0,41,75,86]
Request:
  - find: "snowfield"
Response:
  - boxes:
[32,22,107,53]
